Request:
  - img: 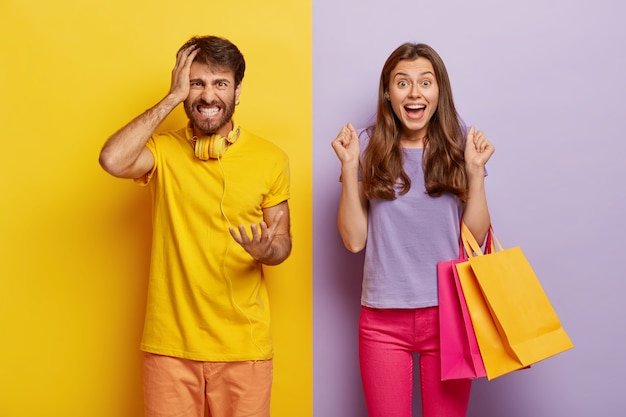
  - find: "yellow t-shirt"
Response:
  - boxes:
[135,126,290,361]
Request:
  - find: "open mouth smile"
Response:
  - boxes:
[404,103,426,119]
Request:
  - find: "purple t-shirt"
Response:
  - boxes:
[361,138,463,309]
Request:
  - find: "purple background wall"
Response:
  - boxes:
[313,1,626,416]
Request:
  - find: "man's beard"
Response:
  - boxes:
[184,98,236,136]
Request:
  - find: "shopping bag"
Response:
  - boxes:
[458,223,574,379]
[456,256,528,380]
[437,240,486,380]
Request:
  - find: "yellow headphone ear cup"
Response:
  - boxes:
[193,122,240,160]
[195,137,210,160]
[195,136,225,160]
[194,136,227,160]
[209,136,227,159]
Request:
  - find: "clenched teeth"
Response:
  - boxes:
[199,107,219,116]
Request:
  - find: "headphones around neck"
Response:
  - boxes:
[192,121,240,160]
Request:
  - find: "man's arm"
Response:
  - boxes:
[229,201,292,266]
[98,96,177,178]
[98,45,199,179]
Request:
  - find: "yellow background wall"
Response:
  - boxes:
[0,1,312,416]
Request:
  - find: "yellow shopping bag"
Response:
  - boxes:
[457,223,574,379]
[455,258,528,379]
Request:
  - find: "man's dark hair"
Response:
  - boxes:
[179,36,246,86]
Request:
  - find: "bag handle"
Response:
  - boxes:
[461,222,501,258]
[461,222,483,257]
[457,219,467,259]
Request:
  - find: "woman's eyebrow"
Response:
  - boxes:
[393,70,434,79]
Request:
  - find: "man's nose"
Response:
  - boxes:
[200,85,217,101]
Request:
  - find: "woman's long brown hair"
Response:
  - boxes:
[361,43,468,203]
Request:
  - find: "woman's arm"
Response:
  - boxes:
[332,123,369,252]
[462,126,495,245]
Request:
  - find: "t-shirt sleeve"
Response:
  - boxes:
[133,137,158,186]
[262,150,290,208]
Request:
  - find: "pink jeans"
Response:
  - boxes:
[359,306,471,417]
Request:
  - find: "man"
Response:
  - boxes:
[99,35,292,417]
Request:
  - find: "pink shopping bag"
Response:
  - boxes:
[437,236,487,380]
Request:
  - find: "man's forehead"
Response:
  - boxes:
[190,62,235,80]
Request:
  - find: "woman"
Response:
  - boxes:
[331,43,495,417]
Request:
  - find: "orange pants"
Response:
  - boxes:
[143,352,273,417]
